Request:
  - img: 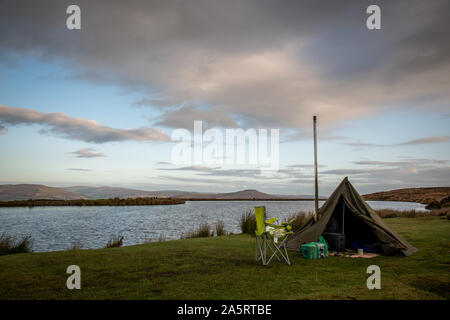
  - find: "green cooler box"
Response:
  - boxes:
[301,236,329,259]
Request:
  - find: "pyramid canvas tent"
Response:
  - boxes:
[285,177,419,256]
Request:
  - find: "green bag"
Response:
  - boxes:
[301,236,329,259]
[301,243,319,259]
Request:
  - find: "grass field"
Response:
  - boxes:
[0,216,448,300]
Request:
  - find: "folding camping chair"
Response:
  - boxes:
[255,206,293,266]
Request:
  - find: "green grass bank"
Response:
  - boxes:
[0,216,448,300]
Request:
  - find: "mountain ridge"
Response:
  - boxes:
[2,184,447,203]
[0,184,312,201]
[0,184,84,201]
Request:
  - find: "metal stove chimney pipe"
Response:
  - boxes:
[313,115,319,219]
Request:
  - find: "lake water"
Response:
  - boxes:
[0,200,427,252]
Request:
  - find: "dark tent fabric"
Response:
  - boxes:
[285,177,419,256]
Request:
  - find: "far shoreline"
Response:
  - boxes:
[0,197,431,207]
[0,197,186,208]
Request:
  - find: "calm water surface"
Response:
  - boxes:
[0,200,427,252]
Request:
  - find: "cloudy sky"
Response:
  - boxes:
[0,0,449,195]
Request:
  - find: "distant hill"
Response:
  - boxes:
[0,184,309,201]
[185,189,282,200]
[0,184,83,201]
[63,187,290,200]
[63,186,158,199]
[153,189,319,200]
[363,187,450,205]
[62,187,218,199]
[219,189,280,199]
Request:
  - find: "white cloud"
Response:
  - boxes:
[397,136,450,146]
[0,105,170,143]
[72,148,106,158]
